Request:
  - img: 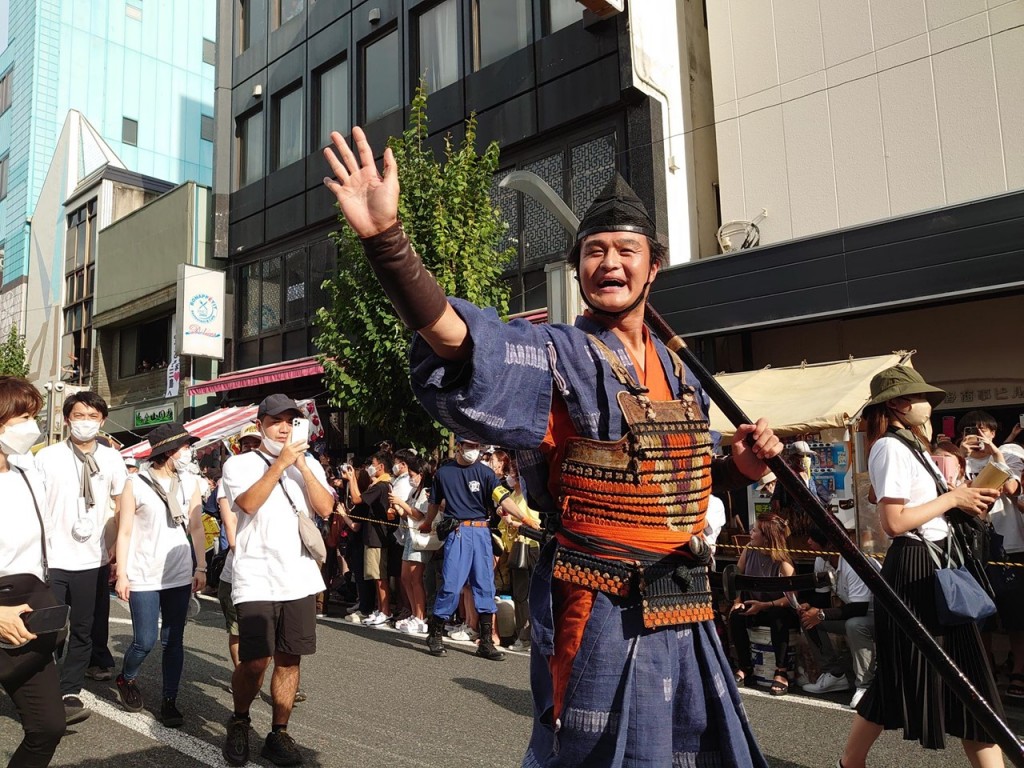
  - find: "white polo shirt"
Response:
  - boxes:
[221,451,330,604]
[125,472,198,591]
[36,441,128,571]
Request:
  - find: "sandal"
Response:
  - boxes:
[1007,673,1024,700]
[769,668,790,696]
[734,668,755,687]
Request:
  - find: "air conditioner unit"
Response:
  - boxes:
[578,0,624,18]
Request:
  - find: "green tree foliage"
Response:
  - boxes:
[0,325,29,377]
[315,87,513,448]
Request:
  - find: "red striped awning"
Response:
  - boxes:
[120,405,259,459]
[188,356,325,396]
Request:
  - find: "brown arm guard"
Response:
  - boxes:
[710,456,754,495]
[360,221,449,331]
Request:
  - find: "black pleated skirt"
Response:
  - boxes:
[856,536,1004,749]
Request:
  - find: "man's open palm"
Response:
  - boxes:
[322,126,399,238]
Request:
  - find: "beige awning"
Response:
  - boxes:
[709,353,910,438]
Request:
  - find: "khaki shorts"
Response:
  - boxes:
[218,578,239,636]
[364,545,388,581]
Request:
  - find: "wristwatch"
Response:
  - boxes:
[818,608,826,622]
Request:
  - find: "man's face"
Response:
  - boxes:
[66,401,104,428]
[457,441,481,465]
[260,413,298,443]
[577,233,658,315]
[370,456,384,474]
[239,437,261,454]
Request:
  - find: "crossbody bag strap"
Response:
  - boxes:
[12,465,49,582]
[255,453,301,516]
[135,471,191,541]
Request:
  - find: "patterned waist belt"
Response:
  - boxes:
[552,544,714,629]
[460,520,489,528]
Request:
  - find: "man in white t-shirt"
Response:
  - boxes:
[35,391,128,725]
[958,410,1024,698]
[220,395,334,768]
[798,525,879,708]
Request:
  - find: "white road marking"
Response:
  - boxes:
[738,685,853,712]
[78,691,225,767]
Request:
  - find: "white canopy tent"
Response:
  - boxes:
[708,353,911,439]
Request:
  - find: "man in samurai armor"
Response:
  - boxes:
[324,127,782,768]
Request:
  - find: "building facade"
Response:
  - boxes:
[209,0,717,432]
[653,0,1024,428]
[0,0,216,389]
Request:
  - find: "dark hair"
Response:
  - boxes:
[149,452,173,469]
[394,448,417,468]
[0,376,45,426]
[414,467,434,499]
[491,448,512,476]
[569,234,668,271]
[62,390,109,420]
[956,410,998,437]
[807,527,829,547]
[371,450,393,470]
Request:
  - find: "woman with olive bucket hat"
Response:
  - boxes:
[838,366,1004,768]
[113,423,206,727]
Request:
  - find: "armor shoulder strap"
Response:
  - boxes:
[586,334,645,394]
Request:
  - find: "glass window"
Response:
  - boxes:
[201,114,215,142]
[260,257,282,332]
[418,0,459,94]
[473,0,531,70]
[0,155,7,200]
[317,58,348,148]
[284,249,306,324]
[0,70,12,114]
[238,0,252,53]
[273,85,303,170]
[570,134,616,217]
[545,0,579,34]
[275,0,304,28]
[238,109,264,187]
[119,326,138,378]
[521,153,566,265]
[203,38,216,66]
[238,262,261,337]
[122,117,138,146]
[364,30,401,123]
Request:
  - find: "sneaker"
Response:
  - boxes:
[261,729,304,766]
[85,665,113,681]
[509,639,531,652]
[449,625,478,642]
[160,697,184,728]
[413,617,429,635]
[802,671,852,694]
[223,715,251,767]
[116,675,144,712]
[848,687,867,709]
[344,610,368,624]
[63,694,91,725]
[362,611,390,627]
[395,617,413,632]
[293,689,307,704]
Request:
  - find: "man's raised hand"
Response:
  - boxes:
[322,127,399,238]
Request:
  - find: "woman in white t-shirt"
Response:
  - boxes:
[113,423,206,728]
[839,367,1003,768]
[0,377,65,767]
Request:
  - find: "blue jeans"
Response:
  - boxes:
[122,585,191,698]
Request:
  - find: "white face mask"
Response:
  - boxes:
[0,419,42,456]
[461,448,480,464]
[262,437,284,457]
[366,464,378,479]
[173,448,193,471]
[897,400,932,427]
[70,419,101,441]
[392,463,402,476]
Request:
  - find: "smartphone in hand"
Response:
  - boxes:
[291,417,311,445]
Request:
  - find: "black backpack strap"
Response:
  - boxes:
[12,465,49,582]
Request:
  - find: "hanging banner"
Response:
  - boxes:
[165,323,180,398]
[177,264,226,359]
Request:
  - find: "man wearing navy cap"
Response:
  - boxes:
[220,394,334,767]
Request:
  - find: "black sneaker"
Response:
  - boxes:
[160,697,184,728]
[223,715,251,767]
[63,694,91,725]
[115,675,144,712]
[261,729,303,766]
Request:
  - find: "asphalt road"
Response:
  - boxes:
[2,595,1021,767]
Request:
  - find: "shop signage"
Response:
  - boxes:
[177,265,226,359]
[135,403,175,429]
[933,379,1024,410]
